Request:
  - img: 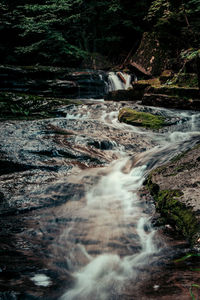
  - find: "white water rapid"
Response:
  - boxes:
[108,72,133,91]
[57,103,200,300]
[60,161,157,300]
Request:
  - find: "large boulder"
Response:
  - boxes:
[145,144,200,246]
[129,32,172,77]
[118,107,165,129]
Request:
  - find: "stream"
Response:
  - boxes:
[0,74,200,300]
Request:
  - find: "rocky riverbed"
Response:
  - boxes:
[0,96,200,299]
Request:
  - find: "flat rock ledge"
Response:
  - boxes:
[104,80,200,111]
[145,144,200,247]
[142,93,200,111]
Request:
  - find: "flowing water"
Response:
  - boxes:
[0,75,200,300]
[57,103,200,300]
[108,72,133,91]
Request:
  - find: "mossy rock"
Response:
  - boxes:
[160,70,174,84]
[118,107,165,129]
[170,73,198,88]
[136,78,161,88]
[142,93,200,111]
[146,176,200,245]
[0,91,80,120]
[147,86,199,98]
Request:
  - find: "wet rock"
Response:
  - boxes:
[142,93,200,111]
[0,160,36,175]
[0,91,80,120]
[0,291,18,300]
[104,84,148,101]
[1,100,194,299]
[146,85,199,99]
[0,65,108,99]
[118,107,166,129]
[145,144,200,246]
[88,140,115,150]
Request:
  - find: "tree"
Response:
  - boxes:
[0,0,152,66]
[14,0,88,66]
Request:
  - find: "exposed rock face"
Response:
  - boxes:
[105,78,200,111]
[142,93,200,111]
[104,83,149,101]
[0,65,108,99]
[130,32,171,77]
[142,86,200,110]
[146,144,200,246]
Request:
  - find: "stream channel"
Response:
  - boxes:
[0,73,200,300]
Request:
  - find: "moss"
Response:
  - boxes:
[167,73,198,88]
[137,78,161,88]
[160,70,174,84]
[146,176,200,245]
[171,144,200,163]
[0,92,80,120]
[148,85,199,99]
[118,107,166,129]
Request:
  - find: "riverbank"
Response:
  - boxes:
[0,68,200,299]
[145,143,200,247]
[105,71,200,111]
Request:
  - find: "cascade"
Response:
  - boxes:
[1,93,200,300]
[108,71,133,91]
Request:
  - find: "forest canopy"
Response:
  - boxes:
[0,0,199,67]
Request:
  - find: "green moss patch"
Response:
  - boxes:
[168,73,198,88]
[136,78,161,88]
[0,92,80,120]
[148,85,199,99]
[118,107,165,129]
[146,176,200,245]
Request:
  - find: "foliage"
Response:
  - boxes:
[0,0,151,66]
[145,0,200,49]
[0,0,199,67]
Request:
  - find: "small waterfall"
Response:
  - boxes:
[60,161,158,300]
[108,72,133,91]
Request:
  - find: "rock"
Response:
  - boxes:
[104,82,149,101]
[129,61,151,78]
[169,73,198,88]
[145,144,200,246]
[142,93,200,111]
[138,79,200,111]
[0,92,80,120]
[118,107,166,129]
[0,65,108,99]
[147,86,199,98]
[159,70,174,84]
[88,140,115,150]
[130,32,172,77]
